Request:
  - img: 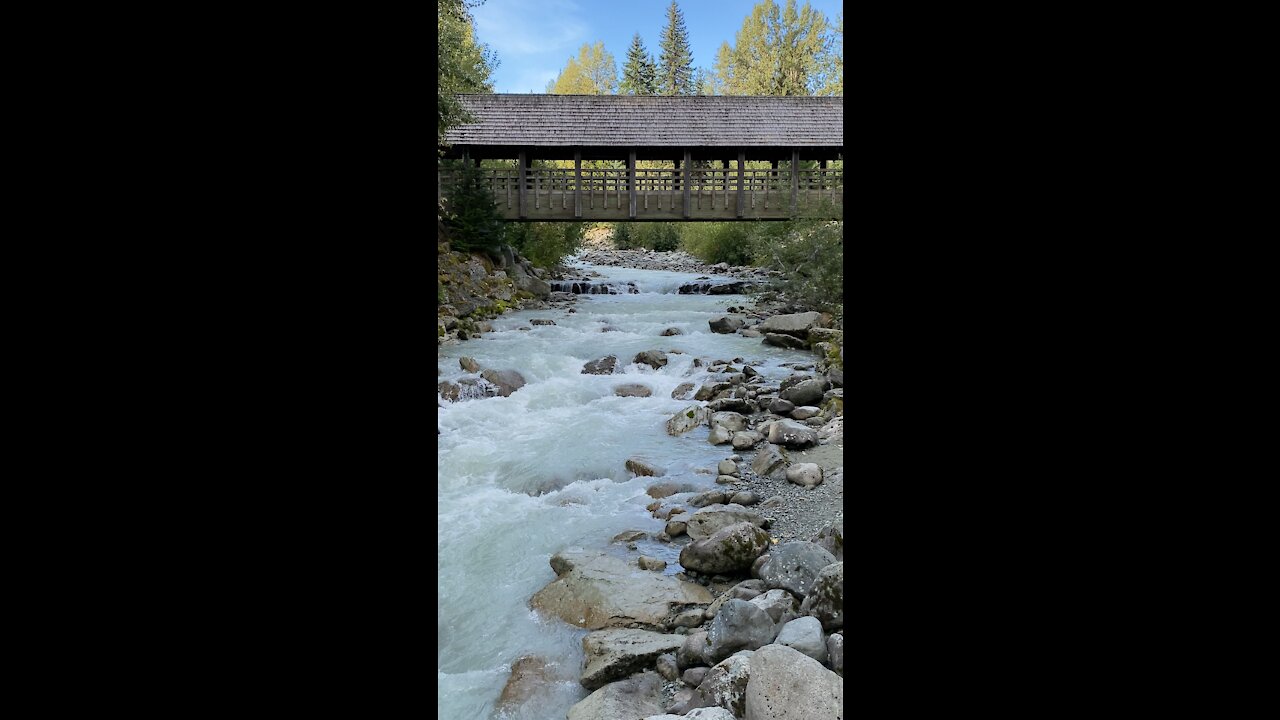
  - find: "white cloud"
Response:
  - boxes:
[471,0,589,92]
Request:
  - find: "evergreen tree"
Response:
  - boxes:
[657,1,694,95]
[620,33,657,95]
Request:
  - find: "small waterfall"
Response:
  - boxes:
[550,281,641,295]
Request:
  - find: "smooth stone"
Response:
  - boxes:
[705,599,777,664]
[634,350,668,369]
[751,444,789,478]
[774,616,828,664]
[768,420,819,448]
[758,543,837,599]
[627,457,665,477]
[709,411,748,432]
[615,383,653,397]
[743,644,842,720]
[531,550,713,630]
[638,556,667,571]
[679,522,771,575]
[749,588,801,625]
[567,671,665,720]
[685,504,767,540]
[668,652,753,717]
[757,311,823,336]
[827,633,843,676]
[668,405,711,435]
[582,355,618,374]
[731,431,764,450]
[729,491,759,506]
[785,462,824,488]
[717,459,739,476]
[708,426,733,445]
[799,562,843,631]
[790,405,821,420]
[672,381,697,399]
[479,368,527,397]
[459,356,480,373]
[580,629,685,690]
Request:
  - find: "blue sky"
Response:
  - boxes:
[471,0,843,94]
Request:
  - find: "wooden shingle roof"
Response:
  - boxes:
[442,94,843,148]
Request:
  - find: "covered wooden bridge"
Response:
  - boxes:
[439,94,843,221]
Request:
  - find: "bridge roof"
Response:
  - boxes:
[443,94,843,149]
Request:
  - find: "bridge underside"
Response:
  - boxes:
[440,145,843,222]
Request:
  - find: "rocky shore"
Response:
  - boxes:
[439,246,845,719]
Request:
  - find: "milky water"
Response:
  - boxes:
[437,261,813,720]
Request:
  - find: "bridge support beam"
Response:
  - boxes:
[518,150,527,219]
[682,149,692,219]
[574,151,582,219]
[790,148,799,217]
[737,151,745,218]
[628,150,637,219]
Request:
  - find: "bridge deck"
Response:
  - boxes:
[440,166,843,221]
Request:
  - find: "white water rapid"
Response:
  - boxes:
[437,260,814,719]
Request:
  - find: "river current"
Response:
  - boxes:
[437,260,814,719]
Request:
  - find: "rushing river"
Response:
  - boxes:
[437,261,814,720]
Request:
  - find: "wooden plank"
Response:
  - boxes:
[574,152,582,218]
[518,150,527,219]
[682,150,691,219]
[737,151,745,218]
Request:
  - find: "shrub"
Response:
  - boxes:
[505,222,585,268]
[680,222,756,266]
[613,222,680,251]
[751,220,843,313]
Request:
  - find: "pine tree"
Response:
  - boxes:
[620,33,657,95]
[657,0,694,95]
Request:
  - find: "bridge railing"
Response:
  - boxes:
[439,166,843,217]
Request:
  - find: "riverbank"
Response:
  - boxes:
[438,252,843,719]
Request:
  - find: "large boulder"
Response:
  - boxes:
[710,411,749,432]
[774,616,827,664]
[785,463,824,488]
[680,522,771,575]
[758,543,837,600]
[668,405,711,435]
[812,521,844,560]
[479,368,527,397]
[757,311,824,337]
[495,655,554,712]
[567,671,664,720]
[695,381,733,401]
[580,628,685,690]
[731,431,764,450]
[686,504,767,540]
[743,644,842,720]
[751,444,789,479]
[799,562,843,631]
[668,652,753,717]
[706,599,778,663]
[768,421,819,449]
[634,350,669,369]
[530,550,714,630]
[763,333,808,349]
[779,378,827,406]
[749,589,801,625]
[677,630,710,669]
[709,316,745,334]
[582,355,618,374]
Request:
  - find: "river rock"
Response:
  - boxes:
[644,709,735,720]
[615,383,653,397]
[758,543,837,599]
[749,588,801,625]
[531,550,713,629]
[669,652,753,717]
[710,411,748,432]
[790,405,821,420]
[665,517,688,537]
[479,368,527,397]
[459,356,480,373]
[741,329,762,337]
[774,616,827,664]
[626,457,665,477]
[679,522,771,575]
[779,378,827,406]
[743,644,842,720]
[812,521,843,560]
[785,462,823,488]
[583,355,618,374]
[730,491,760,506]
[647,481,699,498]
[763,332,807,349]
[638,556,667,571]
[662,327,683,336]
[828,633,843,676]
[656,653,680,681]
[689,490,727,508]
[717,460,739,476]
[731,431,764,450]
[751,554,770,580]
[708,316,745,334]
[715,475,737,485]
[568,670,665,720]
[799,562,843,631]
[496,655,552,711]
[768,398,795,415]
[634,350,668,369]
[678,630,710,669]
[672,382,697,399]
[705,578,766,620]
[695,381,732,401]
[708,426,733,445]
[580,629,685,690]
[613,530,648,543]
[708,397,752,413]
[668,405,711,435]
[768,420,819,448]
[757,311,823,337]
[686,504,766,540]
[670,608,704,628]
[751,444,789,479]
[705,599,778,663]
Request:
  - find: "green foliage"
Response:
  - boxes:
[505,222,585,268]
[819,12,842,96]
[620,34,657,95]
[441,160,504,255]
[658,1,694,95]
[679,223,756,266]
[753,219,844,312]
[714,0,832,96]
[438,0,496,145]
[550,42,618,95]
[612,223,679,251]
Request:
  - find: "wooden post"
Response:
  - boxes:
[574,151,582,219]
[790,149,799,216]
[518,150,527,219]
[682,149,692,219]
[737,151,745,218]
[628,150,637,219]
